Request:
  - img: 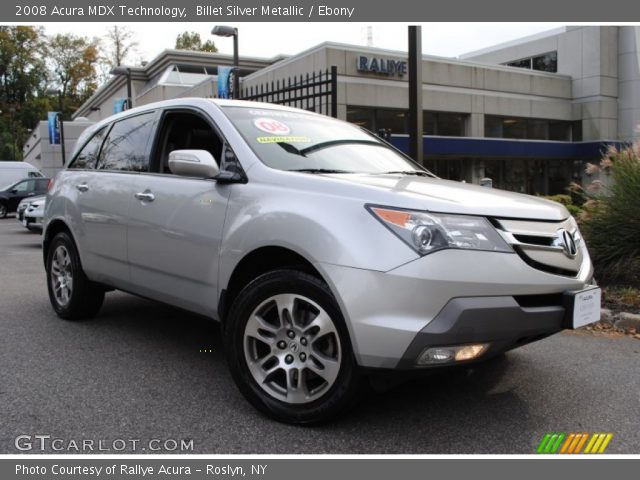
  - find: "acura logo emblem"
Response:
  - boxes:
[556,229,578,258]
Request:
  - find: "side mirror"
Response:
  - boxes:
[10,189,18,194]
[168,150,220,179]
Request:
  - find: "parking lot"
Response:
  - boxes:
[0,218,638,454]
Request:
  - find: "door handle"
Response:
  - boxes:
[76,184,89,192]
[134,191,155,202]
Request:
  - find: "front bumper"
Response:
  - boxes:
[24,215,43,230]
[318,248,594,369]
[396,295,563,369]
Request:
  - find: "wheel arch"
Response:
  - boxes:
[218,246,326,325]
[43,219,76,266]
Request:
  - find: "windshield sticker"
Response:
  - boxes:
[257,136,311,144]
[253,118,292,135]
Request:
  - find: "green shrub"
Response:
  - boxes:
[581,144,640,285]
[543,194,582,218]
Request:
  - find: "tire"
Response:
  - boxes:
[0,202,7,219]
[224,269,362,424]
[46,231,105,320]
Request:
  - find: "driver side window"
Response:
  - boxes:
[14,180,33,193]
[154,111,224,174]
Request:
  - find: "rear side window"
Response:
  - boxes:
[34,179,49,193]
[69,126,108,170]
[97,113,155,172]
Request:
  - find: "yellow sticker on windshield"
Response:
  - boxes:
[256,136,311,144]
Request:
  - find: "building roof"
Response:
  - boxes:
[73,49,287,119]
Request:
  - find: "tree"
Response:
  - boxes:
[0,26,48,160]
[175,32,218,52]
[47,33,100,108]
[103,26,138,68]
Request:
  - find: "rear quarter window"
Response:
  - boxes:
[69,126,109,170]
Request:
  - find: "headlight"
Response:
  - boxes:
[367,205,512,256]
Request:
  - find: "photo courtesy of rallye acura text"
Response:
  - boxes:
[42,98,601,424]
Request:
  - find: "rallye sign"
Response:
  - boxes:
[357,56,408,76]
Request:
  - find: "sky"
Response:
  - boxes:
[39,22,566,63]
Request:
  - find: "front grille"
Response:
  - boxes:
[494,217,582,277]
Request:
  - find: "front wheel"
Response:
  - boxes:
[0,202,7,219]
[46,231,105,320]
[224,270,361,424]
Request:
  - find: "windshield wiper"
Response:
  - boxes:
[277,142,306,157]
[300,139,382,155]
[288,168,353,174]
[381,170,433,177]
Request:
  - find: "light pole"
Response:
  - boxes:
[110,66,133,109]
[8,107,17,160]
[45,88,66,166]
[211,25,239,98]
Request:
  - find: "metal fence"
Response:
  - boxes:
[239,66,338,118]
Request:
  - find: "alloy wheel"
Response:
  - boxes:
[243,293,342,404]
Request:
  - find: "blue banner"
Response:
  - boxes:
[47,112,60,145]
[113,98,128,114]
[217,66,233,99]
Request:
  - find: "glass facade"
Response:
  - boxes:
[505,51,558,73]
[485,115,574,141]
[346,106,468,137]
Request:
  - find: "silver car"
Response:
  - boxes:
[18,195,46,231]
[43,99,600,423]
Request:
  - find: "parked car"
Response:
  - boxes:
[19,195,46,231]
[0,177,49,218]
[16,197,31,223]
[43,99,600,424]
[0,161,43,187]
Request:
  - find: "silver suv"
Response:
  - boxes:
[43,99,600,423]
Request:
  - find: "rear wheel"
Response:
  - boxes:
[46,231,105,320]
[224,270,361,424]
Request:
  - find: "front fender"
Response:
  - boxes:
[218,182,418,290]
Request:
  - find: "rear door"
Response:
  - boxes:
[70,112,156,285]
[126,108,232,317]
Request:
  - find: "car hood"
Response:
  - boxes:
[322,173,569,221]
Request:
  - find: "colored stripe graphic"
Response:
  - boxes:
[537,433,612,454]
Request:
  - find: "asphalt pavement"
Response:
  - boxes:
[0,218,638,454]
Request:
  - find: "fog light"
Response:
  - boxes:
[454,344,488,361]
[417,343,489,365]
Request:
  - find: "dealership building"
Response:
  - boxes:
[24,25,640,194]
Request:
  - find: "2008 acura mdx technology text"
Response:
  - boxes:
[43,98,601,423]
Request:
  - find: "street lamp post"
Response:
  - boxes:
[211,26,239,98]
[46,88,66,166]
[8,107,17,160]
[110,66,133,109]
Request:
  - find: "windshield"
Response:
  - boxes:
[222,106,426,174]
[1,180,20,191]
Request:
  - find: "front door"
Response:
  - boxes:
[126,109,232,317]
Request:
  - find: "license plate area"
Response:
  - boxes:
[564,287,601,329]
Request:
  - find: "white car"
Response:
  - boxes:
[20,195,46,231]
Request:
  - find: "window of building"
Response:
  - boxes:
[97,112,156,172]
[484,115,573,141]
[423,111,468,136]
[506,58,532,69]
[504,51,557,73]
[347,106,468,137]
[375,109,408,134]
